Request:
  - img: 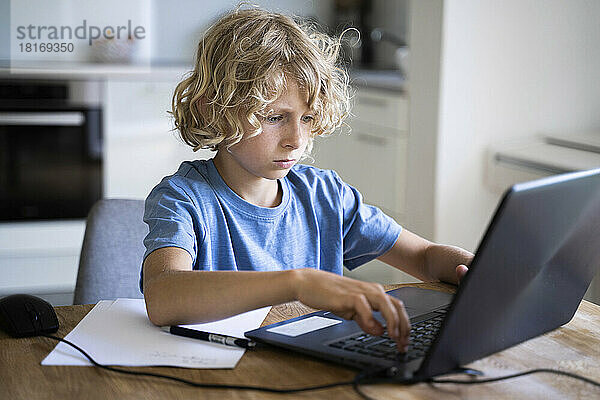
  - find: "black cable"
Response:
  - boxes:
[42,334,357,394]
[429,368,600,388]
[350,368,600,400]
[42,334,600,397]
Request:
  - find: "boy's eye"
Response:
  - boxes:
[302,115,315,123]
[266,115,283,123]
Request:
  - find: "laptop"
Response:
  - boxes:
[246,168,600,381]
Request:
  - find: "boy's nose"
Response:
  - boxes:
[282,121,306,149]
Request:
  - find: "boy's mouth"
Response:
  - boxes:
[273,159,296,168]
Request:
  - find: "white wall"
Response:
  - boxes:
[150,0,334,64]
[404,0,443,240]
[435,0,600,251]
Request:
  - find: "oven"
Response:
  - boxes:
[0,80,103,221]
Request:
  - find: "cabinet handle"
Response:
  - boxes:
[0,112,85,126]
[355,133,388,146]
[357,96,388,107]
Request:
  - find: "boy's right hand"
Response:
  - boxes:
[291,268,410,351]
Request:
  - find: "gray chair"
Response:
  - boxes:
[73,199,148,305]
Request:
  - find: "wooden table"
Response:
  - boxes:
[2,282,600,399]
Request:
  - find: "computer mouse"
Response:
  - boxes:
[0,294,59,338]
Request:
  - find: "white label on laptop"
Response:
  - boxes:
[266,316,342,337]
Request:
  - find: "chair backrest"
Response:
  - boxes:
[73,199,148,305]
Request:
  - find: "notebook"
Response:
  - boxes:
[246,168,600,381]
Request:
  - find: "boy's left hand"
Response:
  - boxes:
[429,245,473,285]
[378,229,473,285]
[419,242,473,285]
[456,264,469,284]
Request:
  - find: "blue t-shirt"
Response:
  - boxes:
[141,159,402,290]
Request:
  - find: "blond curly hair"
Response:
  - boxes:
[170,7,352,157]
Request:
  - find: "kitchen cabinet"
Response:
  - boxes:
[311,87,418,284]
[0,220,86,305]
[313,88,408,218]
[487,136,600,304]
[103,78,214,199]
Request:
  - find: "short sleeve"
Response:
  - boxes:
[142,177,204,267]
[334,172,403,270]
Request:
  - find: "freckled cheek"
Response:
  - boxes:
[241,129,274,148]
[245,139,275,161]
[258,130,289,151]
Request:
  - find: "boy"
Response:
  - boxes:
[141,8,472,352]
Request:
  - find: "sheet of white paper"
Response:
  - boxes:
[266,316,342,337]
[42,298,271,369]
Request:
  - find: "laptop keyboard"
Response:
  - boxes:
[328,309,447,362]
